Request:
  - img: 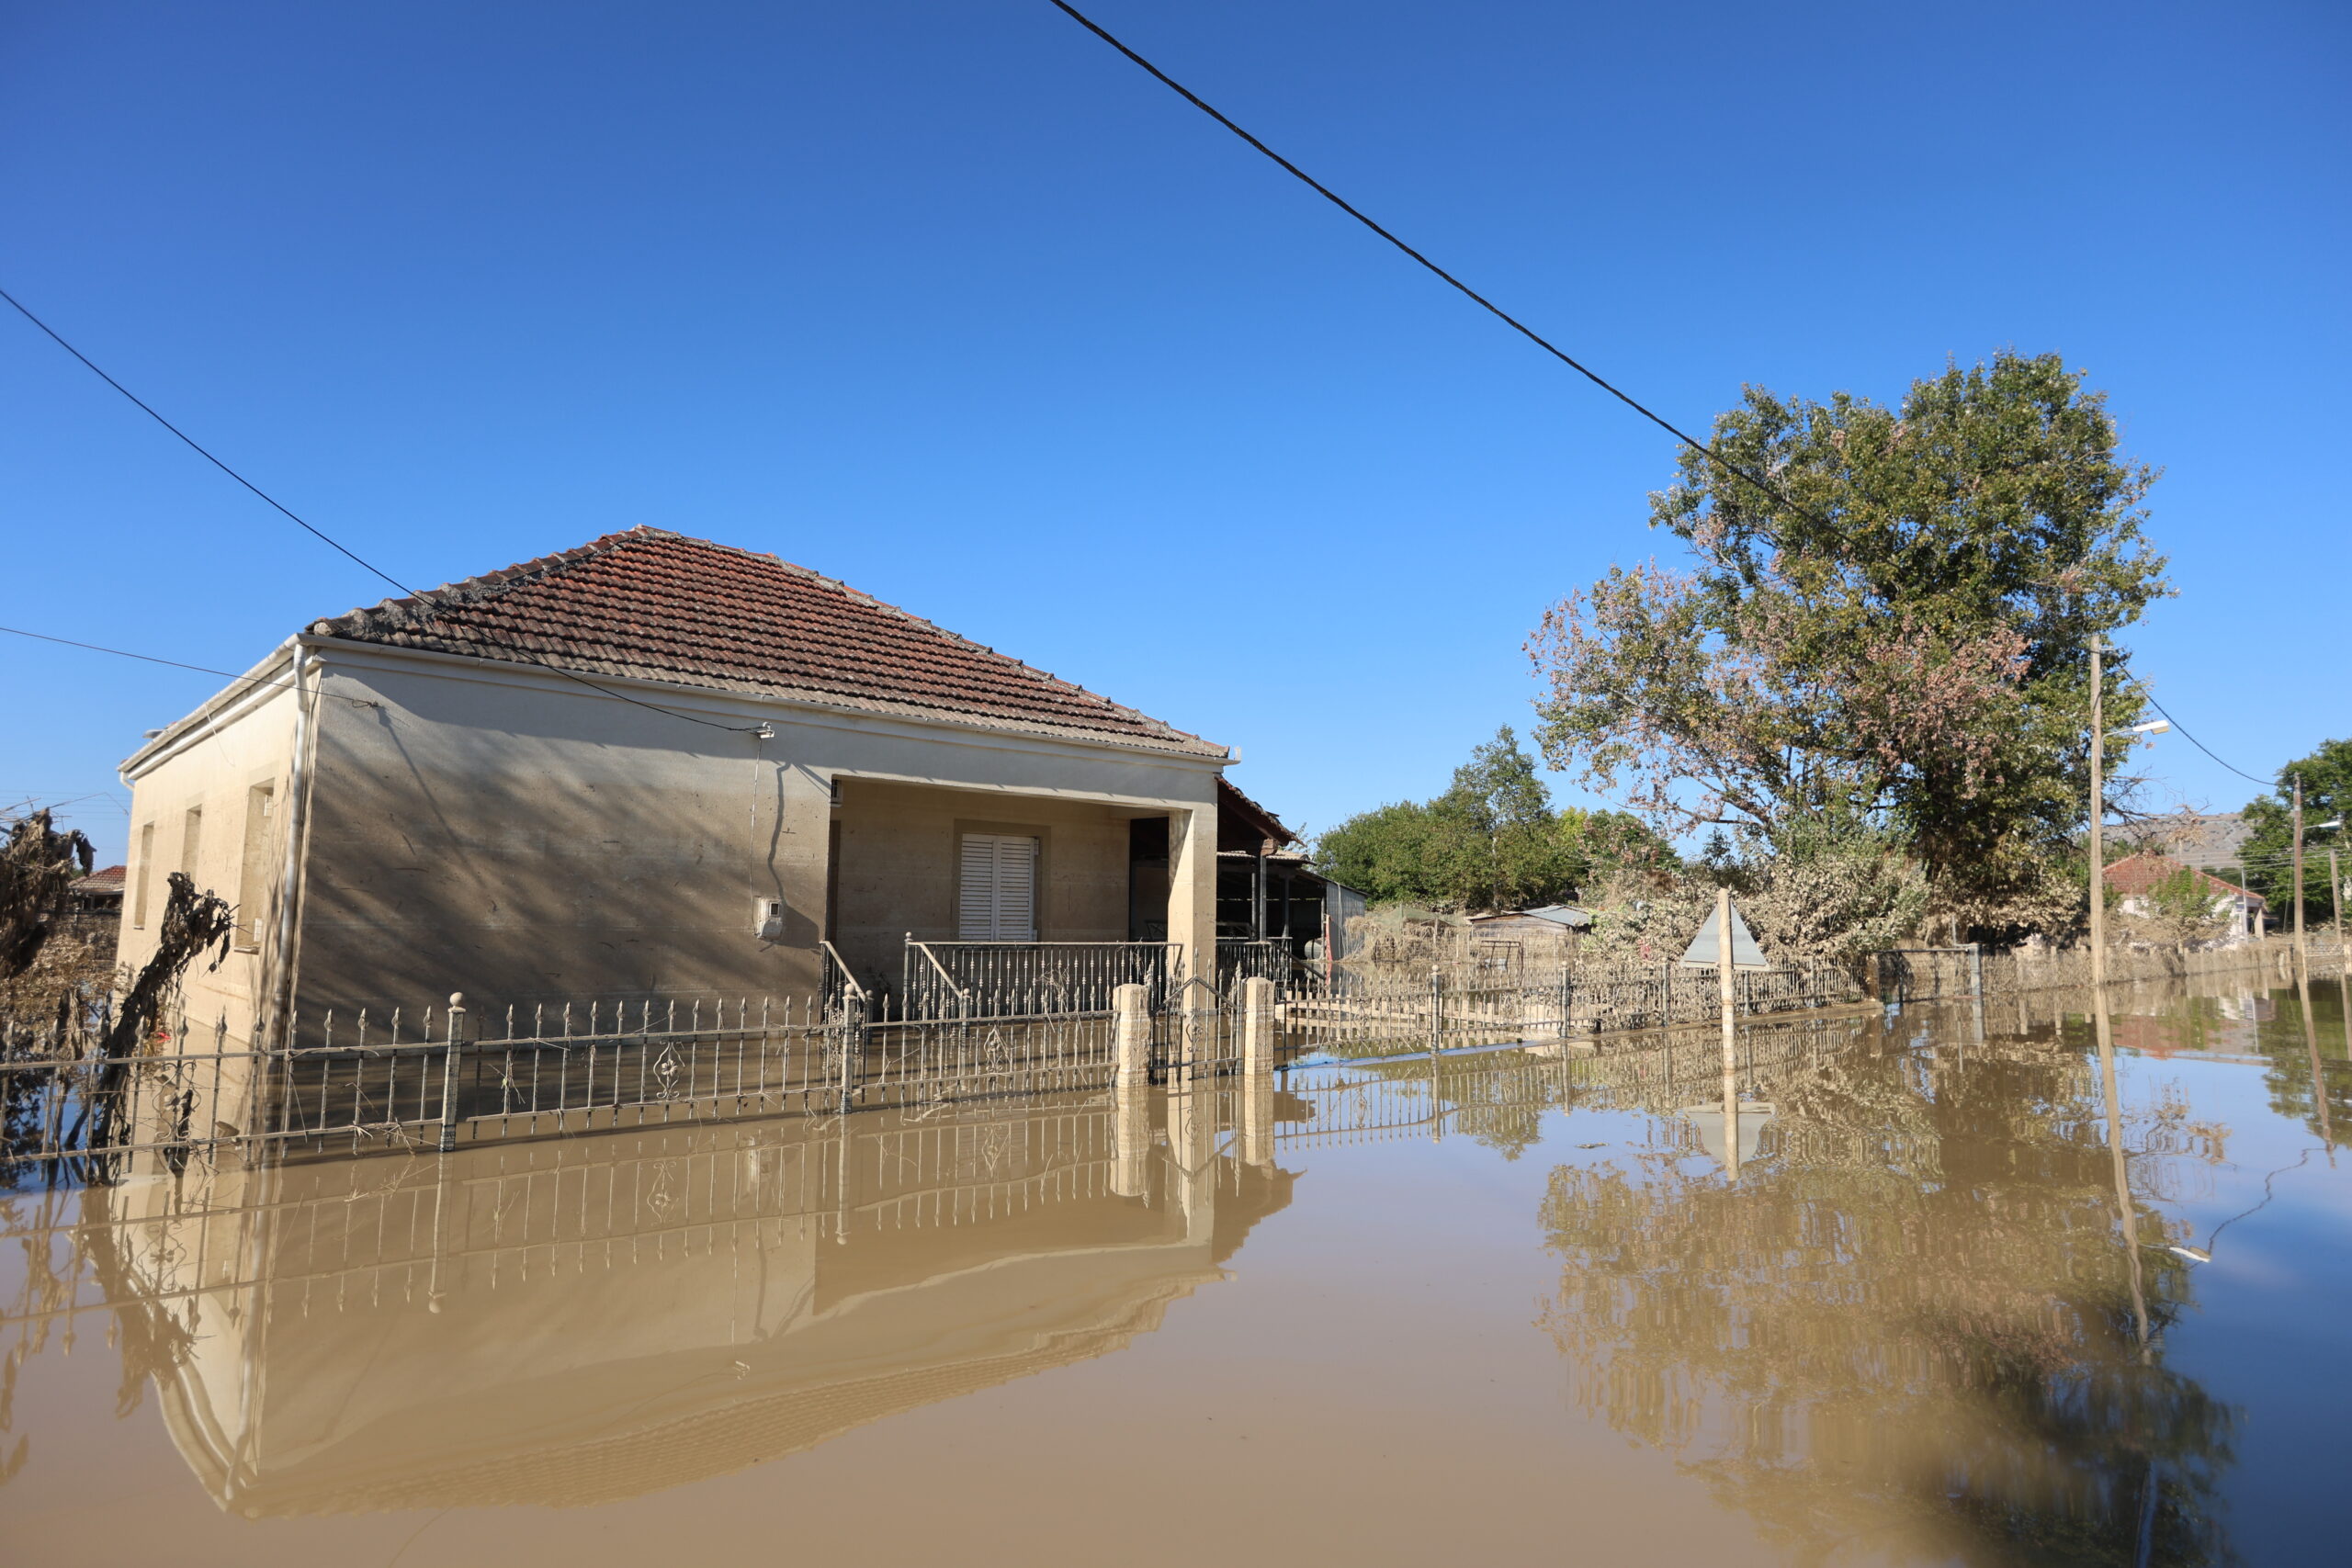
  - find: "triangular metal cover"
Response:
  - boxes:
[1678,900,1770,970]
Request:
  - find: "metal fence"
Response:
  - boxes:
[1283,956,1863,1054]
[1272,1010,1871,1150]
[900,940,1182,1020]
[1216,938,1292,990]
[1868,935,2351,1004]
[1,973,1256,1184]
[37,929,2320,1190]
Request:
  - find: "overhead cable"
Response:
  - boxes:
[0,288,762,735]
[1,286,418,597]
[2122,678,2276,788]
[0,621,767,738]
[1041,2,1822,527]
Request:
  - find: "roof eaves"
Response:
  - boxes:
[296,634,1230,760]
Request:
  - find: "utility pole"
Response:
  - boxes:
[2088,637,2107,990]
[2292,773,2307,980]
[2330,847,2343,953]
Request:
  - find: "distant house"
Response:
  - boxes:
[1466,904,1592,938]
[117,528,1241,1044]
[65,864,126,960]
[2103,852,2264,940]
[70,864,126,916]
[1464,904,1591,969]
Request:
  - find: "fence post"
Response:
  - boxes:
[1428,965,1442,1052]
[1114,983,1151,1090]
[1241,976,1276,1077]
[836,996,862,1113]
[1716,889,1739,1182]
[437,992,466,1154]
[1558,964,1575,1039]
[1240,974,1275,1167]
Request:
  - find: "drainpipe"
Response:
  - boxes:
[266,646,319,1051]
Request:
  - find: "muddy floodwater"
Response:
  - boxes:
[5,976,2349,1566]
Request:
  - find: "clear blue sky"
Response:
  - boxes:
[5,0,2346,864]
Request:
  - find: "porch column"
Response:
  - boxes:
[1166,803,1217,996]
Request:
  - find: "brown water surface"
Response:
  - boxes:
[4,975,2348,1565]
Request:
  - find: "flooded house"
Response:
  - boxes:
[113,527,1248,1043]
[2101,851,2266,941]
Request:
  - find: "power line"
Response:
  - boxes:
[2,624,329,702]
[0,288,763,735]
[1041,1,1817,527]
[2122,679,2275,788]
[1,287,418,597]
[0,620,770,739]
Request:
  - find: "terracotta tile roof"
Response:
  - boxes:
[2103,852,2264,907]
[72,865,126,896]
[310,528,1223,756]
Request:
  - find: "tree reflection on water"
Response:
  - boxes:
[1538,1024,2239,1566]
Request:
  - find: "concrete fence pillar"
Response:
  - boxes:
[1165,1079,1216,1237]
[1114,983,1151,1091]
[1240,976,1276,1076]
[1112,1087,1153,1199]
[1242,1067,1273,1168]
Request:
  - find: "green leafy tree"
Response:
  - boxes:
[1316,728,1667,910]
[2240,738,2352,929]
[1528,351,2169,940]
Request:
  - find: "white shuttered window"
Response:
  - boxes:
[958,834,1038,942]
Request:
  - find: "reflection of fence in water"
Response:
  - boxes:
[1277,1017,1865,1149]
[0,1098,1183,1334]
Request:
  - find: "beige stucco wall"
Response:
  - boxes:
[114,649,308,1049]
[123,637,1225,1034]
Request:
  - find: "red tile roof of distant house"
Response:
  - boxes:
[2102,852,2264,907]
[72,865,125,897]
[310,528,1224,756]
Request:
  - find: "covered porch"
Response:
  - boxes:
[822,774,1217,1010]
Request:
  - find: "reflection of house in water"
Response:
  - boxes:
[2212,990,2275,1024]
[92,1093,1293,1515]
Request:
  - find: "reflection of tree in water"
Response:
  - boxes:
[0,1184,200,1493]
[1539,1041,2238,1566]
[2256,980,2348,1153]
